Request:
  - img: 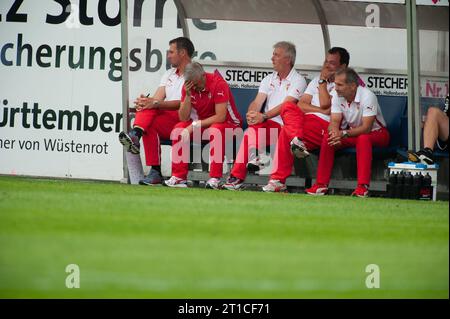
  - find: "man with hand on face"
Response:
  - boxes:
[263,47,351,192]
[306,67,389,198]
[163,62,242,189]
[119,37,194,185]
[223,41,307,191]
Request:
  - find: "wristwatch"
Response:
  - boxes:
[318,79,327,85]
[342,130,349,138]
[192,120,201,128]
[262,113,269,122]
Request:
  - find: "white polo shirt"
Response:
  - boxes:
[258,68,307,124]
[303,76,335,122]
[331,86,387,132]
[159,68,184,101]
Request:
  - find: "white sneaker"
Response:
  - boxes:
[163,176,188,188]
[262,179,287,192]
[205,177,222,190]
[247,156,270,173]
[222,176,245,190]
[290,137,309,159]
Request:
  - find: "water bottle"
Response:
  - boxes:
[412,172,423,200]
[387,171,397,198]
[420,172,433,200]
[395,171,405,199]
[404,172,413,199]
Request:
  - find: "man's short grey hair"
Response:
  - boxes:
[274,41,296,67]
[184,62,205,82]
[335,67,359,85]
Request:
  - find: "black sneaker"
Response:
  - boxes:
[119,131,140,154]
[139,168,162,185]
[408,148,435,165]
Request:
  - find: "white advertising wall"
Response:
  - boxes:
[1,0,124,180]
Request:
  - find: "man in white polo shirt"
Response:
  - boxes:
[119,37,194,185]
[306,67,390,198]
[223,41,307,190]
[263,47,351,192]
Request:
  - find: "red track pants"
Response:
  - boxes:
[133,109,179,166]
[316,127,390,186]
[171,121,239,180]
[230,120,282,180]
[271,102,329,183]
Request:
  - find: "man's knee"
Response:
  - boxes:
[243,125,259,138]
[170,121,190,141]
[208,123,229,142]
[426,106,444,120]
[281,101,299,115]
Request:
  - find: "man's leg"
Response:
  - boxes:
[408,107,448,164]
[141,110,179,167]
[268,104,309,184]
[315,132,339,186]
[302,115,329,149]
[269,128,294,184]
[280,101,304,140]
[355,128,390,186]
[423,107,449,150]
[280,101,311,159]
[208,123,239,179]
[306,133,357,195]
[230,121,280,180]
[170,121,192,180]
[119,109,160,154]
[270,115,328,184]
[138,110,179,185]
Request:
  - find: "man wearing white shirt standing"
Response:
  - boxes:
[223,41,307,190]
[263,47,351,192]
[119,37,194,185]
[306,67,390,197]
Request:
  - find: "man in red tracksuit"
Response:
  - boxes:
[163,62,242,189]
[306,68,390,197]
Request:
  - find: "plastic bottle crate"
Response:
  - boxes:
[387,162,439,201]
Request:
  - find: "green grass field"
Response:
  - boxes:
[0,176,448,298]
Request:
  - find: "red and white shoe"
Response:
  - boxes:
[205,178,222,190]
[223,176,245,190]
[163,176,188,188]
[262,180,287,193]
[351,184,369,198]
[305,183,328,196]
[290,137,310,159]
